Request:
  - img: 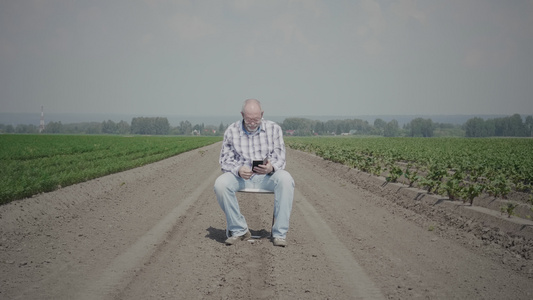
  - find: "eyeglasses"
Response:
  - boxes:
[244,118,261,125]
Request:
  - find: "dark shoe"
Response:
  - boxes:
[273,237,287,247]
[225,230,251,245]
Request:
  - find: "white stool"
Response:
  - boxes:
[238,188,274,194]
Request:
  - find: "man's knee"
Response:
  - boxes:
[214,172,238,194]
[214,174,228,193]
[273,170,295,188]
[213,176,223,194]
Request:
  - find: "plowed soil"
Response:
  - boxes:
[1,142,532,299]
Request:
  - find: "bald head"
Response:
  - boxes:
[241,99,263,114]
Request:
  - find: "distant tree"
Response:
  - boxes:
[314,121,325,135]
[483,119,496,136]
[509,114,527,136]
[323,120,337,134]
[58,122,100,134]
[116,120,130,135]
[492,114,527,137]
[179,120,192,135]
[316,118,375,135]
[131,117,170,135]
[336,124,342,135]
[494,118,506,136]
[101,120,117,134]
[281,118,315,135]
[344,119,372,135]
[374,118,386,135]
[383,119,399,137]
[218,122,226,135]
[131,117,149,134]
[465,117,486,137]
[465,114,529,137]
[85,123,102,134]
[5,124,15,133]
[43,121,63,134]
[15,124,39,134]
[408,118,435,137]
[154,117,170,135]
[525,115,533,137]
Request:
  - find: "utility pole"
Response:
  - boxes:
[39,106,45,133]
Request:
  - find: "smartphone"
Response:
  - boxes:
[252,159,266,173]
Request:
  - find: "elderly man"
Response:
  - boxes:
[214,99,294,247]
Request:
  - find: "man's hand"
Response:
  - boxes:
[252,161,273,175]
[238,166,254,180]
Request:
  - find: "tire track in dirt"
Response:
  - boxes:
[75,168,222,299]
[294,188,385,299]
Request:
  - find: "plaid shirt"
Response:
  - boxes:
[219,119,286,177]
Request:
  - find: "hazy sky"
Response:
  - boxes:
[1,0,532,118]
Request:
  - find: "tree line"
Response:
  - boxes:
[280,114,532,137]
[464,114,533,137]
[280,117,461,137]
[280,117,401,136]
[0,117,227,136]
[1,114,531,137]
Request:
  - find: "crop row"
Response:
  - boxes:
[0,135,221,205]
[286,137,533,214]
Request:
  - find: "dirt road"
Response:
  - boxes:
[1,142,532,299]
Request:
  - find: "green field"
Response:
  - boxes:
[286,136,533,205]
[0,135,221,205]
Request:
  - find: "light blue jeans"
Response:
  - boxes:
[214,170,294,239]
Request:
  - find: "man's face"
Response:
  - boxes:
[242,110,263,132]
